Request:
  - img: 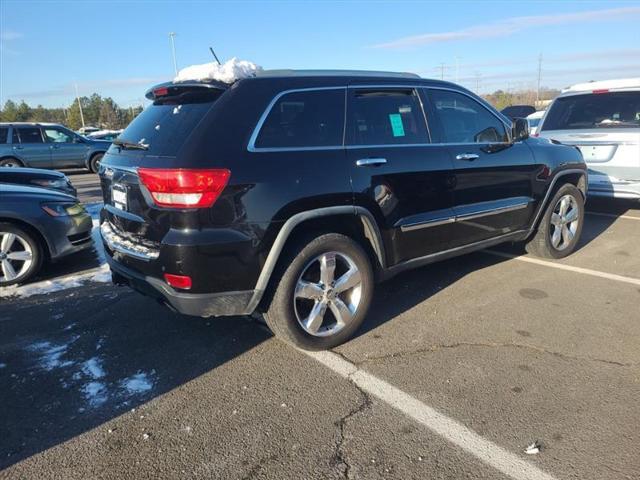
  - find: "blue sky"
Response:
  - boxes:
[1,0,639,107]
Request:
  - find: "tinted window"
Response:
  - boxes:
[119,87,223,156]
[255,89,345,149]
[429,90,508,143]
[0,127,8,144]
[542,92,640,131]
[17,127,44,144]
[348,89,428,146]
[44,127,74,143]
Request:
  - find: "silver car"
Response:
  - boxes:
[537,78,640,200]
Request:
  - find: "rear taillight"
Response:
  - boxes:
[138,168,230,208]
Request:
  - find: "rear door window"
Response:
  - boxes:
[16,127,44,143]
[347,88,428,146]
[253,89,345,149]
[542,91,640,131]
[0,127,8,144]
[427,89,508,143]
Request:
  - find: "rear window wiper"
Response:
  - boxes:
[113,139,149,150]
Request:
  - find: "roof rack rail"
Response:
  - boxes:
[255,69,421,79]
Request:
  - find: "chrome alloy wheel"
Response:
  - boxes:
[550,194,580,251]
[0,231,33,284]
[293,251,362,337]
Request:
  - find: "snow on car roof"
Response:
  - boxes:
[174,57,262,84]
[562,77,640,93]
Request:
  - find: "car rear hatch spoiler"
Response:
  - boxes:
[145,80,229,101]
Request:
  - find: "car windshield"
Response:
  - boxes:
[542,91,640,131]
[116,87,224,156]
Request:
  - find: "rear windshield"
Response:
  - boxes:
[117,87,224,156]
[542,91,640,131]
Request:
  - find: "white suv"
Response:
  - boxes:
[537,78,640,200]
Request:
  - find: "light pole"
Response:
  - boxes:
[74,82,85,128]
[169,32,178,75]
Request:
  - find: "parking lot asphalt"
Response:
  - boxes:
[1,174,639,479]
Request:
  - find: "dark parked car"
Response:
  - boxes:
[0,184,93,286]
[0,167,77,196]
[500,105,536,120]
[99,70,587,349]
[0,123,111,173]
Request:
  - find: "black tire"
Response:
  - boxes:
[263,233,374,350]
[0,157,24,168]
[0,223,43,286]
[89,153,104,173]
[525,183,584,259]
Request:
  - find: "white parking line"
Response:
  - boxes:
[305,350,557,480]
[485,251,640,286]
[586,211,640,221]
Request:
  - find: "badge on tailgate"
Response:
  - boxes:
[111,183,128,211]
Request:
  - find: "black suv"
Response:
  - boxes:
[99,70,587,349]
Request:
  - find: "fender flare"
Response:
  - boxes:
[244,205,386,314]
[529,168,587,233]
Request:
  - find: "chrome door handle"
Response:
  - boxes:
[356,158,387,167]
[456,153,479,161]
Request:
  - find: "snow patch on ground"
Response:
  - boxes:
[83,357,105,379]
[29,341,75,371]
[0,264,111,299]
[82,381,108,407]
[174,57,262,83]
[121,372,154,395]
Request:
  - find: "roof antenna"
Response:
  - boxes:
[209,47,221,65]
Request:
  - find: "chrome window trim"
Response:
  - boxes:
[247,86,347,152]
[345,143,433,149]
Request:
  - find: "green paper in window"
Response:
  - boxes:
[389,113,405,137]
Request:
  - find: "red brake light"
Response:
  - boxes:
[592,89,609,94]
[138,168,231,208]
[153,87,169,97]
[164,273,192,290]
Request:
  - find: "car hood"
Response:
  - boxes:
[0,182,77,201]
[0,167,65,179]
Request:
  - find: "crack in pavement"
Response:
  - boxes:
[333,382,372,479]
[337,342,636,368]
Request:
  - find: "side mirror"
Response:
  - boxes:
[74,136,85,143]
[512,118,529,142]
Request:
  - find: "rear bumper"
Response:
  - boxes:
[588,174,640,200]
[106,255,257,317]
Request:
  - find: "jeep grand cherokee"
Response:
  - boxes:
[99,70,587,350]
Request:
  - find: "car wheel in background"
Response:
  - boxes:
[0,223,43,286]
[0,158,24,168]
[263,233,374,350]
[89,153,104,173]
[525,183,584,259]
